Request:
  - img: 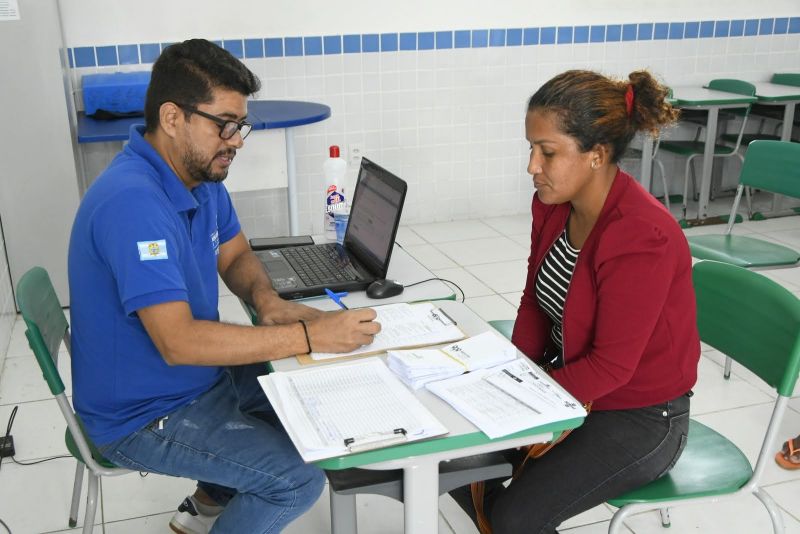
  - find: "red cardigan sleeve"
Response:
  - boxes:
[511,198,552,361]
[549,215,675,404]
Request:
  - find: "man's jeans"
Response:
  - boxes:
[99,363,325,534]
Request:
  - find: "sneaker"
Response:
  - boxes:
[169,495,223,534]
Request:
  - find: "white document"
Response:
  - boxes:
[426,358,586,439]
[258,358,448,462]
[442,331,518,371]
[387,331,519,389]
[310,302,464,361]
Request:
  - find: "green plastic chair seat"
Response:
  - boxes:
[608,420,752,506]
[65,428,116,469]
[688,234,800,267]
[659,140,736,157]
[488,319,514,340]
[721,132,783,145]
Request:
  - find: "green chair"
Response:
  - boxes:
[687,140,800,379]
[608,260,800,533]
[487,319,514,340]
[687,140,800,268]
[16,267,131,534]
[657,79,756,219]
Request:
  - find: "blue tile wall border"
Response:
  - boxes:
[436,31,453,49]
[68,15,800,67]
[140,43,160,63]
[244,38,263,58]
[117,44,139,65]
[454,30,471,48]
[523,28,539,45]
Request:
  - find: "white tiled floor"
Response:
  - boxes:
[2,194,800,533]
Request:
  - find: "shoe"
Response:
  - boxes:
[775,435,800,470]
[169,495,223,534]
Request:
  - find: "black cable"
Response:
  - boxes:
[4,406,16,438]
[404,277,466,303]
[4,406,71,466]
[0,517,11,534]
[10,455,72,466]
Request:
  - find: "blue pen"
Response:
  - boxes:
[324,288,349,310]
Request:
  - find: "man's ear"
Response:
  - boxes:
[159,102,182,139]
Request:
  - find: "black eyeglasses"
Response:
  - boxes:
[176,103,253,140]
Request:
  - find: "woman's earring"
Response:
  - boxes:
[591,161,598,169]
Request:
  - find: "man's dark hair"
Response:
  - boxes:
[144,39,261,133]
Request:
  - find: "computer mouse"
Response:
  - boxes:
[366,279,404,299]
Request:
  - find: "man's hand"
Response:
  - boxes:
[306,308,381,353]
[257,298,323,326]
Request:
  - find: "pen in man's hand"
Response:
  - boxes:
[324,288,349,309]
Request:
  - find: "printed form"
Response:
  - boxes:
[426,358,586,439]
[310,302,464,361]
[258,358,448,462]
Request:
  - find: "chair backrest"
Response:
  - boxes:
[15,266,120,475]
[706,79,756,151]
[16,266,70,396]
[738,140,800,199]
[771,73,800,87]
[693,261,800,397]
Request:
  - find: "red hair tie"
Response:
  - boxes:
[625,84,635,117]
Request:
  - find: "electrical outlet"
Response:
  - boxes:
[348,143,364,167]
[0,435,15,458]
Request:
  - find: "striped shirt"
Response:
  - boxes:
[535,229,580,354]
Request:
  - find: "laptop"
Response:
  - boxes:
[257,157,408,300]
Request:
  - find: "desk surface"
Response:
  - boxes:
[753,82,800,102]
[670,86,757,107]
[270,300,584,471]
[77,99,331,143]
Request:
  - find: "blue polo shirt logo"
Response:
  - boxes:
[138,239,169,261]
[211,229,220,256]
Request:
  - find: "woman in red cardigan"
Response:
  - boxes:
[465,70,701,533]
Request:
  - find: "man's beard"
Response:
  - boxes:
[182,144,235,183]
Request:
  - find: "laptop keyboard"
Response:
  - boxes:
[282,244,362,286]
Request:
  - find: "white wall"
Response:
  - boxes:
[59,1,800,239]
[60,0,800,44]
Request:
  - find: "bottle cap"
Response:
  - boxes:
[329,145,340,158]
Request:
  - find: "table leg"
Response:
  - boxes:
[640,136,653,192]
[780,102,796,142]
[697,108,719,220]
[284,128,299,235]
[767,102,796,214]
[403,458,441,534]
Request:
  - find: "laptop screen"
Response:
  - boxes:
[344,158,407,277]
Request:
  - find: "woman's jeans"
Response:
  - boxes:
[98,363,325,534]
[485,393,691,534]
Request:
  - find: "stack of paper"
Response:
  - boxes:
[257,358,448,462]
[387,331,519,389]
[426,358,587,439]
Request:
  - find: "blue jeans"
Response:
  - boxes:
[98,363,325,534]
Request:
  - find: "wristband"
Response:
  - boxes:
[299,320,312,354]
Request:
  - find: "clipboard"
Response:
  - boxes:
[296,302,465,365]
[258,358,449,462]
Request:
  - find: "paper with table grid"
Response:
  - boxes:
[258,358,448,462]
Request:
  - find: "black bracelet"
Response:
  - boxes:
[299,320,312,354]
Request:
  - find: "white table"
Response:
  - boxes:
[270,300,584,534]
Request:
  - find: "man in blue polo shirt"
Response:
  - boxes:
[68,39,380,534]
